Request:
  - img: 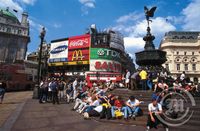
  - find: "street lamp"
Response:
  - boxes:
[38,27,46,84]
[33,27,46,99]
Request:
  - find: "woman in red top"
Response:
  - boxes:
[111,96,127,119]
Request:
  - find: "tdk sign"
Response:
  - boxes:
[50,45,68,54]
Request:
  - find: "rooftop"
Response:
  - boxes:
[0,7,19,22]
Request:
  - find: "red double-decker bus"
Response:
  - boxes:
[85,71,122,88]
[0,62,36,91]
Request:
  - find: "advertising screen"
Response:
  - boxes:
[68,34,90,50]
[49,40,68,63]
[90,48,120,62]
[68,49,89,62]
[109,32,124,52]
[90,59,121,72]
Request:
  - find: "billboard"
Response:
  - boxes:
[109,32,124,52]
[68,49,89,61]
[90,59,121,72]
[90,48,120,62]
[68,34,90,50]
[49,40,68,63]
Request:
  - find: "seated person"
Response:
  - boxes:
[154,80,169,95]
[111,96,127,120]
[126,95,142,119]
[146,98,168,131]
[83,105,103,119]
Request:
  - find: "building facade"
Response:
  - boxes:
[160,31,200,83]
[0,7,30,63]
[47,27,135,77]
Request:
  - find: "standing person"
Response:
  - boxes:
[48,78,53,102]
[39,79,44,103]
[72,78,78,101]
[180,71,186,82]
[125,69,131,89]
[0,81,6,104]
[58,79,65,101]
[139,69,148,90]
[51,79,59,104]
[39,78,48,103]
[146,98,168,131]
[130,71,139,90]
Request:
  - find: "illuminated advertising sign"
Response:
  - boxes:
[90,60,121,72]
[68,49,89,61]
[90,48,120,61]
[68,34,90,49]
[109,32,124,52]
[49,40,68,63]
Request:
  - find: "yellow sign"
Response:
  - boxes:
[48,61,89,66]
[72,50,83,61]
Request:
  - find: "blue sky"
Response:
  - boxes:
[0,0,200,59]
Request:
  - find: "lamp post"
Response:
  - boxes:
[33,27,46,99]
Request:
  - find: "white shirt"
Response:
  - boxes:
[94,105,103,113]
[48,82,52,91]
[73,80,77,90]
[148,103,162,113]
[126,71,130,79]
[90,100,100,106]
[127,99,140,107]
[180,73,185,80]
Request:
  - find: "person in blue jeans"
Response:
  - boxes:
[126,96,142,119]
[110,96,129,120]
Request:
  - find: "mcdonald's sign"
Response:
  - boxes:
[68,49,89,62]
[72,50,83,61]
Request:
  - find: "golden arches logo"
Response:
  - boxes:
[72,50,83,61]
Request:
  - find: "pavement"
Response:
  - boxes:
[0,91,166,131]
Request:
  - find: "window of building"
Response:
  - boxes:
[184,59,187,62]
[7,27,11,33]
[165,64,169,70]
[184,64,188,71]
[177,64,180,71]
[192,64,196,71]
[18,30,22,35]
[176,51,179,55]
[192,52,194,55]
[184,52,187,55]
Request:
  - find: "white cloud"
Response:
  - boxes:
[53,23,62,29]
[79,0,95,15]
[79,0,95,8]
[21,0,37,5]
[116,12,143,23]
[29,18,44,32]
[124,37,144,49]
[182,0,200,30]
[112,12,176,57]
[0,0,23,13]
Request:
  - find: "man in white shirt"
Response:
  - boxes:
[146,98,168,131]
[125,69,130,89]
[72,78,78,100]
[126,96,142,119]
[180,71,185,81]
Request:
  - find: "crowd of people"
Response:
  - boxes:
[36,67,200,131]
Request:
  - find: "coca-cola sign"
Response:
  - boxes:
[68,34,90,49]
